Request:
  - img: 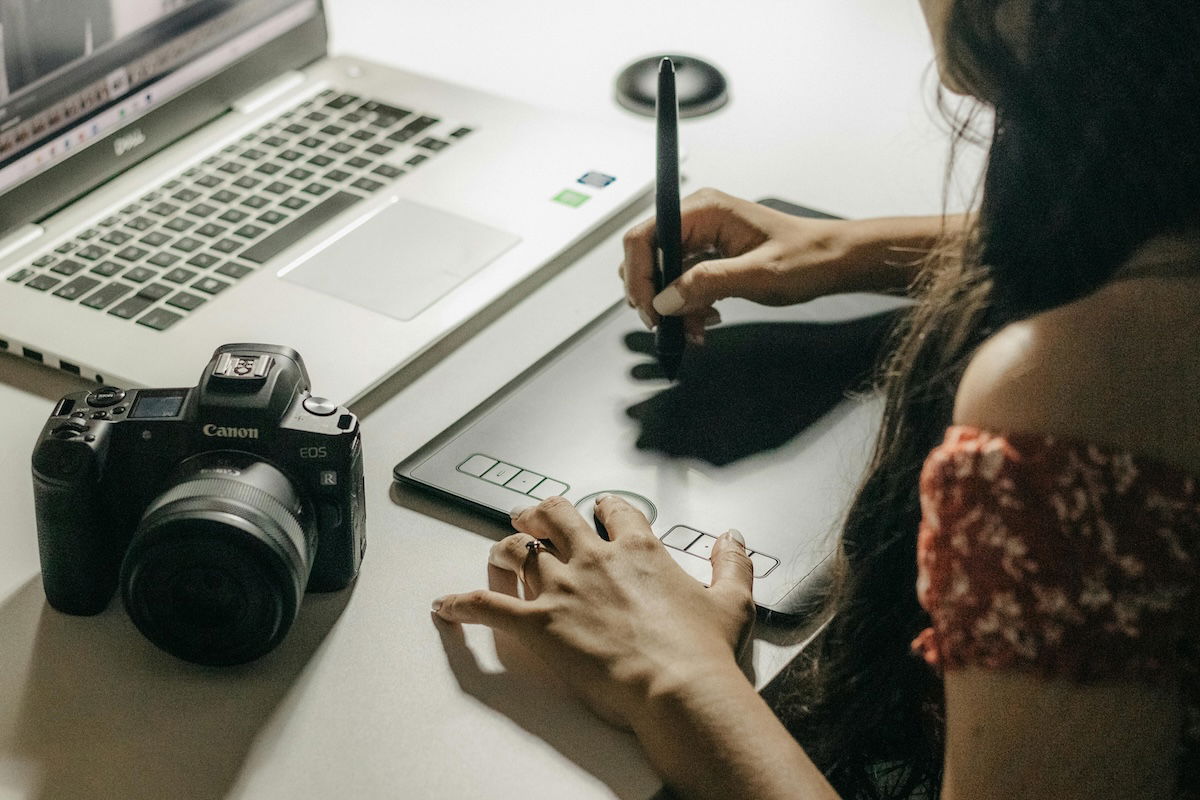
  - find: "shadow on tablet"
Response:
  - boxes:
[624,310,901,466]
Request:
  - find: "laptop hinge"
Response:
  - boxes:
[232,70,307,115]
[0,224,45,262]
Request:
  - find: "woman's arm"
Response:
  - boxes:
[632,662,838,800]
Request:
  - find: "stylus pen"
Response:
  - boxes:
[654,57,685,380]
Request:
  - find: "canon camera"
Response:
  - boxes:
[31,344,365,665]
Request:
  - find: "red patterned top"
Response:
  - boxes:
[912,426,1200,796]
[914,425,1199,678]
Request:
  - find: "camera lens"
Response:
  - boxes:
[120,453,316,665]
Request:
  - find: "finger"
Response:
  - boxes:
[652,252,763,317]
[511,496,599,557]
[593,494,657,544]
[709,529,755,600]
[622,216,659,324]
[432,589,531,631]
[488,533,564,598]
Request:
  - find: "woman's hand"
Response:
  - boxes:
[620,187,953,342]
[432,494,756,729]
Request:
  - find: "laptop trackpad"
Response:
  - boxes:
[282,199,521,321]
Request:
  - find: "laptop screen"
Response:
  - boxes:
[0,0,319,196]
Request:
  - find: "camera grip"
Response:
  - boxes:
[32,423,118,614]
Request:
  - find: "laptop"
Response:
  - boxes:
[394,200,911,615]
[0,0,653,402]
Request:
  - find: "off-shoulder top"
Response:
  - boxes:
[913,425,1198,793]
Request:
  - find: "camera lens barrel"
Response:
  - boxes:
[120,454,316,666]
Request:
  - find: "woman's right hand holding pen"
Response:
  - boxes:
[619,187,962,341]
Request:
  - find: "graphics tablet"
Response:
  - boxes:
[394,201,909,615]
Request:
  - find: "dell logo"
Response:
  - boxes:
[203,424,260,440]
[113,129,147,157]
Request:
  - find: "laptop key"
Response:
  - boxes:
[149,202,179,216]
[7,268,34,283]
[417,137,449,152]
[164,217,195,232]
[187,253,221,269]
[372,164,404,179]
[325,94,359,109]
[140,231,172,247]
[278,149,303,162]
[54,241,77,253]
[173,188,201,202]
[91,261,123,277]
[233,175,262,189]
[406,154,429,167]
[308,154,335,167]
[32,254,57,267]
[195,174,223,188]
[241,190,363,264]
[164,268,197,283]
[303,182,331,196]
[257,210,287,225]
[216,262,253,279]
[172,237,203,253]
[51,259,85,275]
[137,308,184,331]
[255,162,283,175]
[329,141,355,154]
[242,195,270,209]
[108,295,154,320]
[53,276,101,300]
[281,196,309,211]
[124,267,156,283]
[188,203,218,217]
[167,291,206,311]
[351,177,384,193]
[235,225,266,239]
[81,282,133,309]
[137,283,173,302]
[195,223,227,238]
[264,181,291,195]
[193,277,230,295]
[325,169,352,183]
[366,143,393,156]
[219,209,248,223]
[350,130,375,142]
[100,230,132,245]
[212,238,243,253]
[26,275,60,291]
[126,216,155,231]
[148,252,180,268]
[211,189,239,203]
[286,167,314,181]
[76,245,108,261]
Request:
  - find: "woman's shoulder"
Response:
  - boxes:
[954,273,1200,475]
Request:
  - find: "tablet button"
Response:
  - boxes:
[661,525,702,551]
[685,534,718,560]
[458,454,497,477]
[748,552,780,578]
[481,462,521,485]
[529,478,568,500]
[505,470,544,493]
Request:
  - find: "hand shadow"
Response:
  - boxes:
[625,310,902,466]
[0,575,352,800]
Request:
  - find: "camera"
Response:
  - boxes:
[31,344,366,665]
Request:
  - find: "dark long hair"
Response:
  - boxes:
[771,2,1200,798]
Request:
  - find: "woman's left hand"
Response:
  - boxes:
[432,494,757,729]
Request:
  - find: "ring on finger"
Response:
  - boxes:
[520,538,546,585]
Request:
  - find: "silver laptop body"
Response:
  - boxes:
[0,0,652,402]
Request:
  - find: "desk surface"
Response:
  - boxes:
[0,3,981,798]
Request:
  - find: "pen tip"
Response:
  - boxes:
[659,56,675,73]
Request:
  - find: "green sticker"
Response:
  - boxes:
[552,189,590,208]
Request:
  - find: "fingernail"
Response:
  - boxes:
[652,285,684,315]
[510,504,534,519]
[724,529,746,548]
[686,331,704,347]
[703,309,722,327]
[431,596,445,612]
[638,308,656,330]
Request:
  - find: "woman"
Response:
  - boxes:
[434,0,1200,797]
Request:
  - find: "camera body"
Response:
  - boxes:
[32,343,365,664]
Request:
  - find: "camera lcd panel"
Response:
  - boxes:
[130,391,187,419]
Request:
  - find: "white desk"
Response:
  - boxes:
[0,2,980,798]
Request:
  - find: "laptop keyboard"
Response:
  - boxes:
[6,88,474,332]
